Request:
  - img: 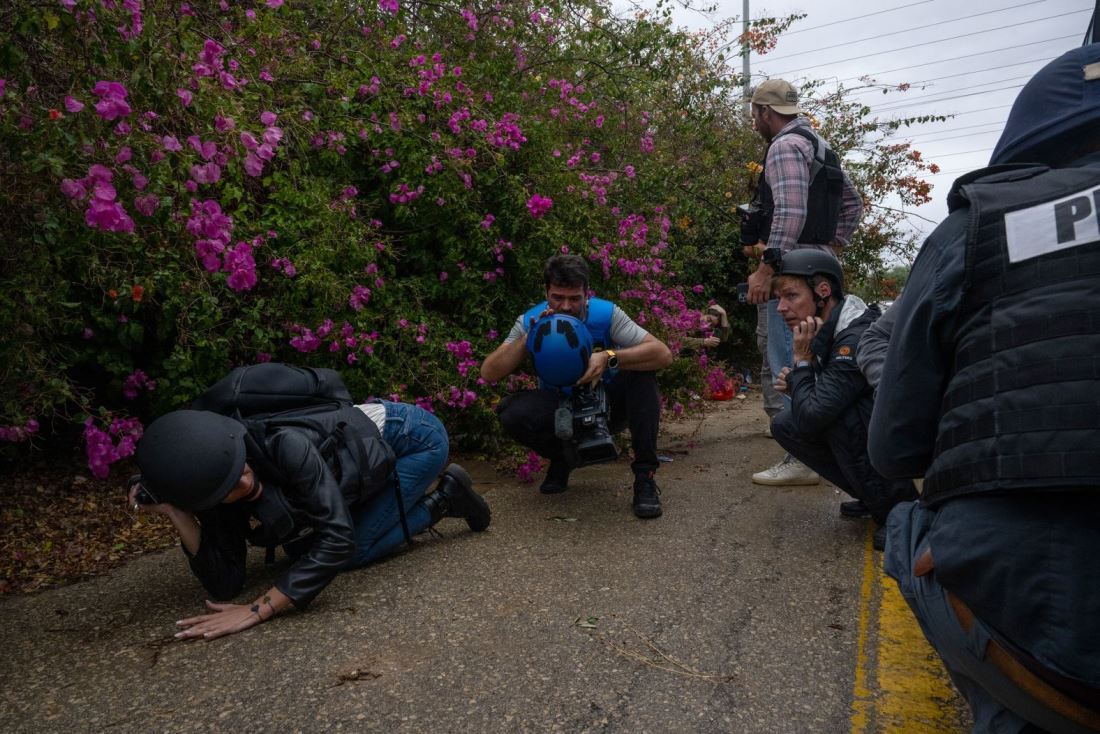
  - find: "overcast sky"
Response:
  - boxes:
[639,0,1096,259]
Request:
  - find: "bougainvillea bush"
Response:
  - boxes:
[0,0,930,476]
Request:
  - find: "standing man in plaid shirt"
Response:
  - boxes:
[743,79,865,489]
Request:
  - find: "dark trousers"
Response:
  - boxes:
[771,410,916,524]
[497,370,661,476]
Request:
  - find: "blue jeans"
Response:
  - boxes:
[766,298,793,409]
[345,402,449,568]
[885,502,1096,734]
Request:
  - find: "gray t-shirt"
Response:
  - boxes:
[504,303,649,349]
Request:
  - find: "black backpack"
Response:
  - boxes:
[192,363,410,558]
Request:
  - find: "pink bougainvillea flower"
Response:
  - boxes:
[176,88,193,107]
[348,285,371,311]
[64,95,84,113]
[161,135,182,152]
[224,241,257,291]
[85,198,135,233]
[134,194,159,216]
[260,110,277,125]
[262,126,282,145]
[379,0,399,13]
[189,162,222,184]
[266,0,284,7]
[255,143,275,161]
[92,80,131,120]
[60,178,87,200]
[526,193,553,219]
[214,114,235,131]
[239,131,259,150]
[243,152,264,177]
[187,135,217,160]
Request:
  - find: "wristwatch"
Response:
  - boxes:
[605,349,619,369]
[762,248,782,268]
[794,359,812,369]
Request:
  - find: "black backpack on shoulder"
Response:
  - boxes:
[192,363,410,558]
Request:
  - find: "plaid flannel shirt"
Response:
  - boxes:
[764,117,863,254]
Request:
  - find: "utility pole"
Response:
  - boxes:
[742,0,751,115]
[1086,0,1098,44]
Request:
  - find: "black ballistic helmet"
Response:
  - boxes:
[135,410,247,511]
[776,249,844,291]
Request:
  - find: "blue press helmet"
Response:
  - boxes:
[526,313,593,387]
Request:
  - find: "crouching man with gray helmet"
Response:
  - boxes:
[767,250,917,550]
[130,401,490,641]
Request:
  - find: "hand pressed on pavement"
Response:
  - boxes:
[176,600,266,641]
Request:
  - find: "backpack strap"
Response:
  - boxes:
[338,421,412,547]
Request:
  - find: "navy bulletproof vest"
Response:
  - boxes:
[922,163,1100,505]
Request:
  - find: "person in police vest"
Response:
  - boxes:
[742,79,865,488]
[481,254,673,518]
[870,44,1100,733]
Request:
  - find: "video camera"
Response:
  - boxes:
[554,383,618,467]
[527,313,619,468]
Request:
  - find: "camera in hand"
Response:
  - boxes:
[526,313,619,469]
[554,383,619,468]
[738,202,773,248]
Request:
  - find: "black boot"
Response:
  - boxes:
[423,463,491,532]
[539,460,571,494]
[632,471,662,519]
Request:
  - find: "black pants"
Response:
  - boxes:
[771,410,916,524]
[497,370,661,476]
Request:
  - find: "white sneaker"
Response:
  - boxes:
[751,456,820,486]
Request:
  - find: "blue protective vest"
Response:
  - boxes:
[922,163,1100,505]
[523,297,616,387]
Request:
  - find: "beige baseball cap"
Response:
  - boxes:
[750,79,802,115]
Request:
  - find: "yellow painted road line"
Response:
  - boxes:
[851,525,966,733]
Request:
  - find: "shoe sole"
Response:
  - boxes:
[443,463,491,532]
[840,507,872,519]
[751,475,821,486]
[539,482,568,495]
[634,505,662,519]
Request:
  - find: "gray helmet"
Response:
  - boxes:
[776,249,844,291]
[135,410,247,511]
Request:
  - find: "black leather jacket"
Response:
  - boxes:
[185,406,385,609]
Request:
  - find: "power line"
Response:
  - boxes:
[906,127,1003,145]
[924,146,995,159]
[717,0,935,55]
[781,0,934,36]
[905,121,1008,138]
[871,82,1026,114]
[849,59,1050,96]
[760,0,1050,64]
[862,75,1032,109]
[769,11,1091,77]
[834,34,1079,83]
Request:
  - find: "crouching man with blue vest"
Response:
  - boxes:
[481,254,673,518]
[871,44,1100,733]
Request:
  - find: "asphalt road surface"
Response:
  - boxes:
[0,393,969,733]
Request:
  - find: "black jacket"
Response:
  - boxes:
[786,295,879,438]
[186,405,388,609]
[786,296,912,522]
